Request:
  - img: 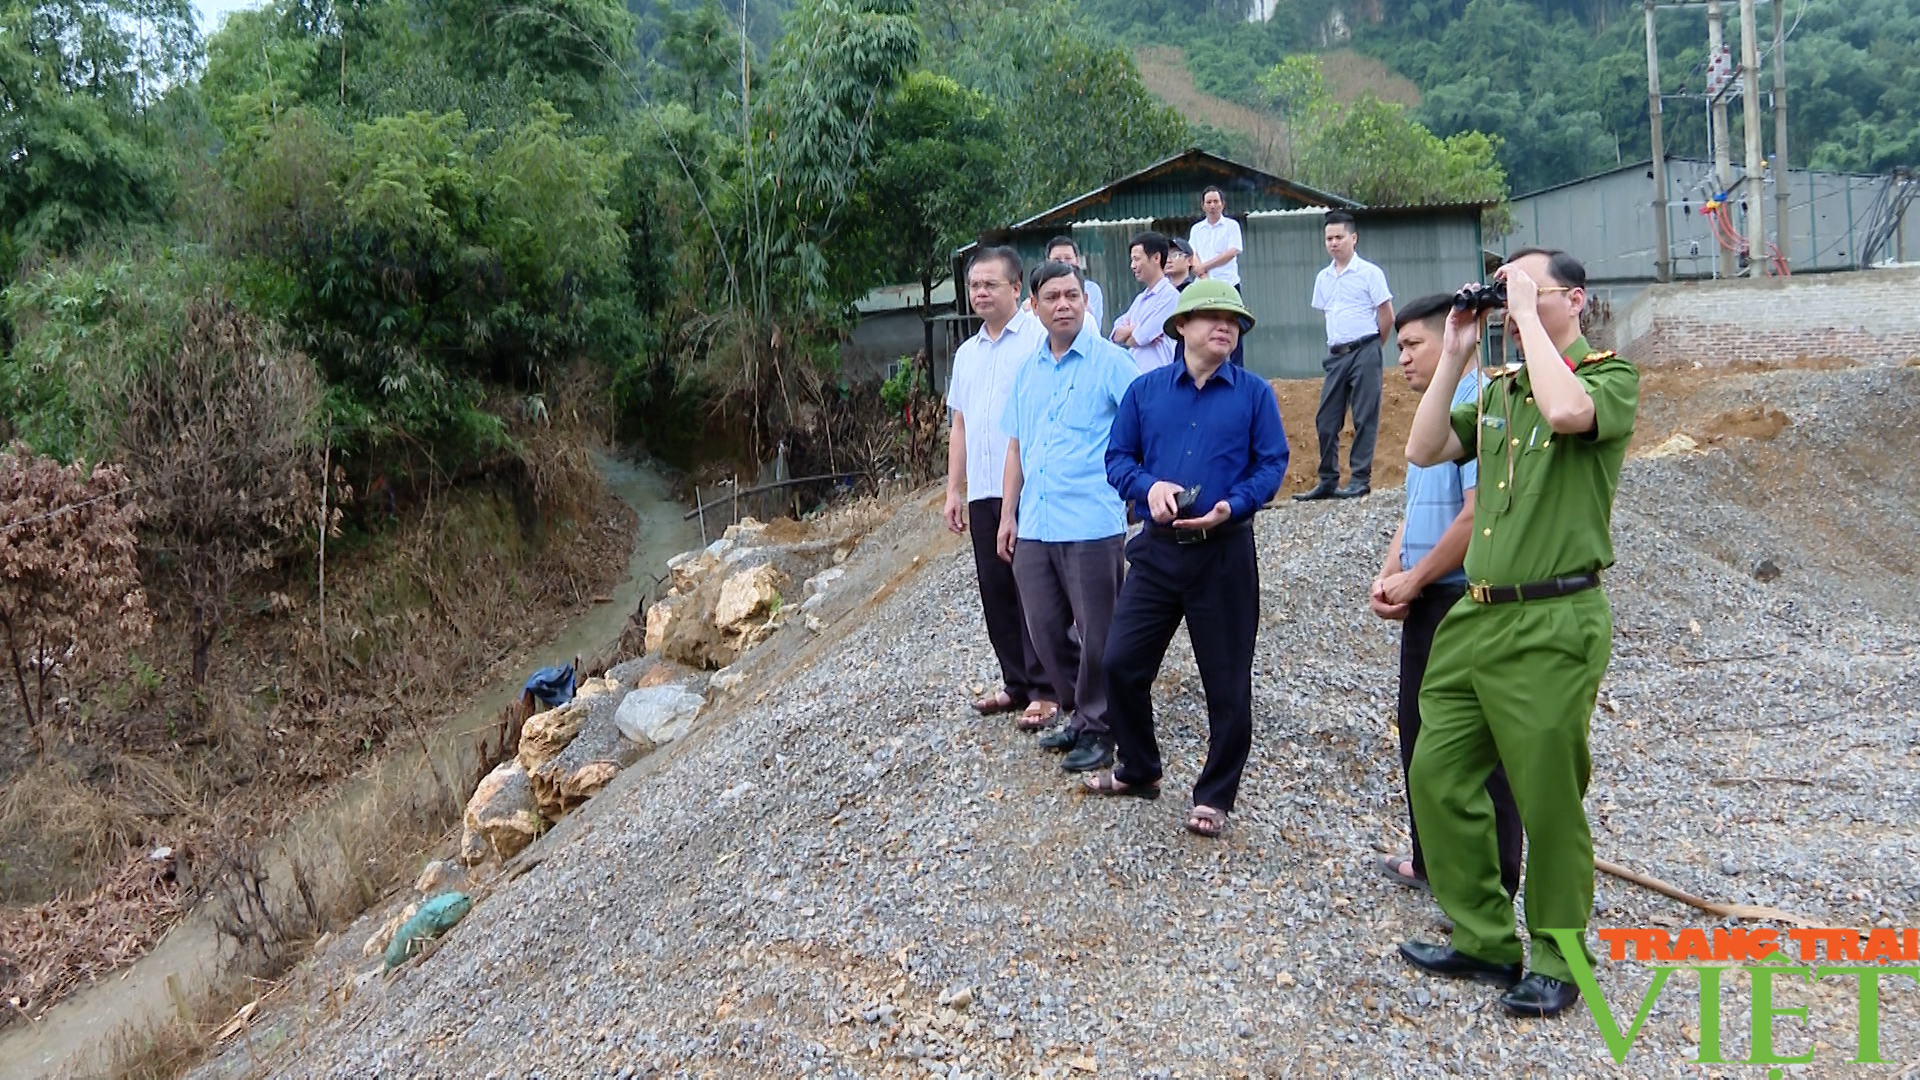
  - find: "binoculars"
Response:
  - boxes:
[1453,281,1507,313]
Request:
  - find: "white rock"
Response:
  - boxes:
[415,860,459,895]
[804,566,846,596]
[614,686,707,748]
[723,516,766,541]
[645,593,687,654]
[710,666,747,694]
[462,762,543,861]
[713,564,784,631]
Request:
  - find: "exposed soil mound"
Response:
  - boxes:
[1702,403,1791,442]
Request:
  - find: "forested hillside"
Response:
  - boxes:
[1083,0,1920,194]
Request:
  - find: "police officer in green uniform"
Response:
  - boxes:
[1395,247,1639,1018]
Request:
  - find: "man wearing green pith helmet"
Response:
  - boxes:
[1396,247,1640,1019]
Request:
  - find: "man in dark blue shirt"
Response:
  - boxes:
[1083,280,1289,838]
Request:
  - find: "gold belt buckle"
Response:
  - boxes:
[1469,583,1491,603]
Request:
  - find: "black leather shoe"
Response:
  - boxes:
[1060,733,1115,773]
[1334,481,1371,499]
[1037,724,1078,752]
[1292,480,1339,502]
[1397,941,1522,987]
[1500,974,1581,1017]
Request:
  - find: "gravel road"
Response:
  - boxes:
[232,366,1920,1078]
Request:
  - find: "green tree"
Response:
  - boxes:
[1260,55,1509,213]
[0,0,198,269]
[849,71,1011,359]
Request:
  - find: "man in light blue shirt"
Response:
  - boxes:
[1111,232,1179,374]
[1367,293,1522,900]
[998,261,1138,773]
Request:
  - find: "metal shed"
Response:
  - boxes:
[1502,156,1920,292]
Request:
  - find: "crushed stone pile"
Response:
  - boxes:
[212,366,1920,1078]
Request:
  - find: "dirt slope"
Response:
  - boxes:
[1133,47,1422,180]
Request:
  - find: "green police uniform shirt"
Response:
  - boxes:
[1448,336,1639,587]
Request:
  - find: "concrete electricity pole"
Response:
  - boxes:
[1738,0,1766,275]
[1644,0,1671,283]
[1707,0,1736,277]
[1772,0,1791,267]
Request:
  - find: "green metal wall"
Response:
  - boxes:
[1071,210,1485,379]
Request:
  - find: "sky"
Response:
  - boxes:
[193,0,260,35]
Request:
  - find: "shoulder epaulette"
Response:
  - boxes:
[1581,350,1618,364]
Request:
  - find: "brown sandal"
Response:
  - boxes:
[1082,770,1161,800]
[1014,700,1060,731]
[1185,806,1227,838]
[972,689,1018,715]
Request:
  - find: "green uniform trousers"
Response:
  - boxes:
[1409,586,1613,983]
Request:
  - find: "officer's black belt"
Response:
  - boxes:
[1147,518,1249,546]
[1467,572,1600,605]
[1327,333,1380,356]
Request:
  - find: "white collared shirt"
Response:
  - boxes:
[1189,216,1243,287]
[1311,253,1392,347]
[946,309,1044,500]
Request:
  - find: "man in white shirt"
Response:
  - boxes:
[1296,210,1394,501]
[1188,187,1242,287]
[1111,231,1178,374]
[1188,187,1246,367]
[944,246,1053,725]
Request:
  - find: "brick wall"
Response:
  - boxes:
[1613,267,1920,368]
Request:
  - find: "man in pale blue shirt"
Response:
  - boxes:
[1367,293,1522,900]
[1297,210,1394,501]
[1046,236,1103,334]
[998,261,1138,773]
[1111,232,1178,374]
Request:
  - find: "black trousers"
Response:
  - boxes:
[1105,527,1258,812]
[967,498,1049,705]
[1314,337,1383,485]
[1400,584,1524,897]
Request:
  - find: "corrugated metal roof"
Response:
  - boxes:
[1007,148,1359,232]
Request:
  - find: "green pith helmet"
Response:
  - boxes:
[1168,279,1255,333]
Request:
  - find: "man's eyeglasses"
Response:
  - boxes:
[1536,286,1573,295]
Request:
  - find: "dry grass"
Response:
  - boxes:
[1317,48,1421,108]
[1135,47,1292,174]
[1131,47,1421,179]
[0,849,190,1026]
[0,443,633,1030]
